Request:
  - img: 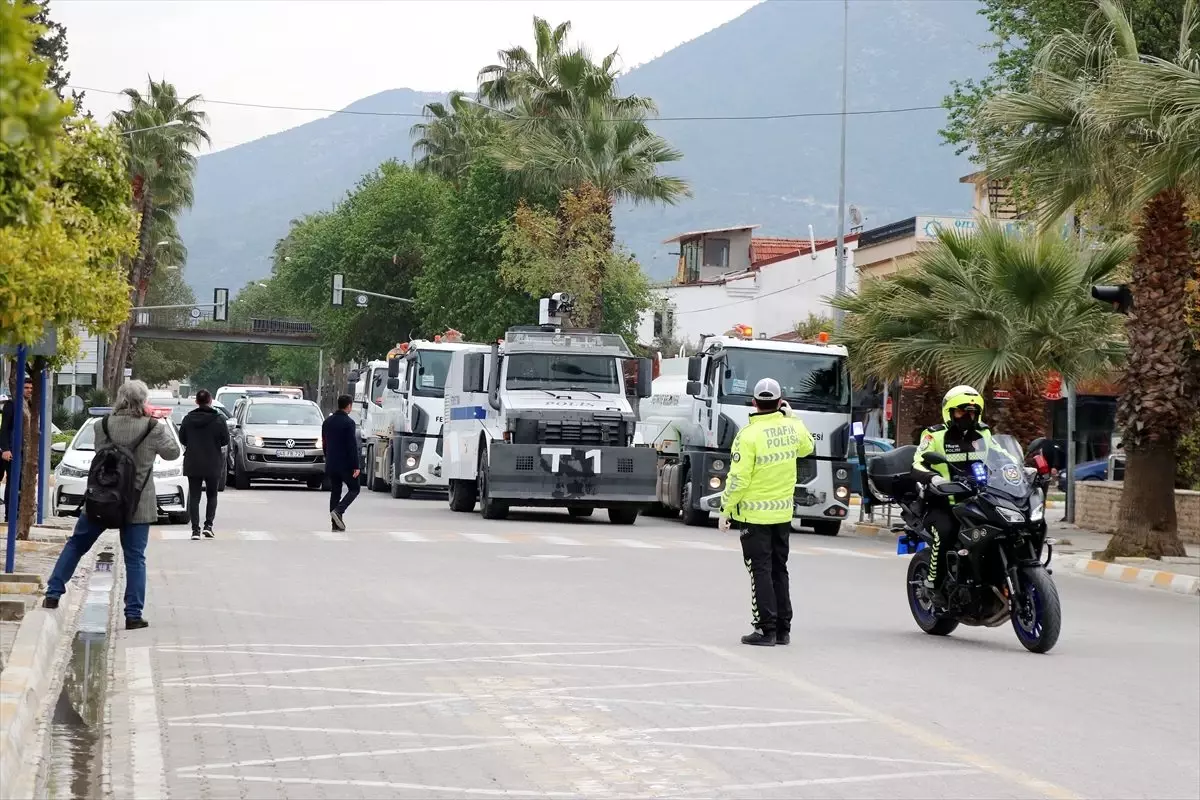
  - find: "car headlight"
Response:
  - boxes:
[405,456,418,468]
[1029,490,1045,522]
[407,442,420,453]
[250,435,264,448]
[57,464,89,479]
[835,467,848,481]
[711,459,725,472]
[835,485,849,500]
[708,476,722,489]
[155,467,182,478]
[998,506,1026,524]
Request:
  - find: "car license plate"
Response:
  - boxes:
[274,449,303,458]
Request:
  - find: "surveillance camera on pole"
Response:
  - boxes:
[1091,284,1133,315]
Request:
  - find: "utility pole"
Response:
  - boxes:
[833,0,850,330]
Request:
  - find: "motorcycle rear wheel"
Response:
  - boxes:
[905,550,959,636]
[1011,566,1061,654]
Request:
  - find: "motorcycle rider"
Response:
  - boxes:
[912,385,995,604]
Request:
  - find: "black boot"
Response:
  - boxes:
[740,629,776,647]
[775,631,791,646]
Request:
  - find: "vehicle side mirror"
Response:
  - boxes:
[387,377,400,391]
[636,357,653,399]
[347,369,360,383]
[387,358,400,378]
[685,381,702,397]
[1025,437,1047,458]
[463,353,485,393]
[686,356,703,382]
[51,441,67,453]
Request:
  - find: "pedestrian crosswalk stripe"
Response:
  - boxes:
[674,540,731,551]
[160,529,193,540]
[539,535,583,546]
[611,538,660,549]
[388,531,429,542]
[314,530,348,542]
[461,532,507,544]
[810,546,884,559]
[238,530,276,541]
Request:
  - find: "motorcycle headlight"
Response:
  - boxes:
[998,506,1026,524]
[1029,490,1045,522]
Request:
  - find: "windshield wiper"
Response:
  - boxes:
[566,387,602,399]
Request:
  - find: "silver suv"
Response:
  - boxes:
[229,397,325,489]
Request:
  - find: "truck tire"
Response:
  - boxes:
[809,520,841,536]
[567,506,594,518]
[391,480,412,499]
[478,453,508,520]
[680,483,708,527]
[608,507,639,525]
[358,446,369,486]
[448,479,476,512]
[370,453,388,493]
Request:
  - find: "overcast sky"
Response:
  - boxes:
[55,0,759,152]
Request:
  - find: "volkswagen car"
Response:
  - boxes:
[228,397,325,489]
[51,406,189,523]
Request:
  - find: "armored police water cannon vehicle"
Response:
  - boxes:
[639,323,854,534]
[441,292,658,524]
[350,331,487,497]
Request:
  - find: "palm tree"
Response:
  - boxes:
[410,91,506,184]
[981,0,1199,558]
[833,222,1132,446]
[103,78,209,392]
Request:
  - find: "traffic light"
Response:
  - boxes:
[1091,284,1133,314]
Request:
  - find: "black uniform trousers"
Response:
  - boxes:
[739,522,793,634]
[923,500,958,588]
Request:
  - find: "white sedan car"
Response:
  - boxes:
[52,410,189,523]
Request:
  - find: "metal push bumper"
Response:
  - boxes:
[486,443,658,506]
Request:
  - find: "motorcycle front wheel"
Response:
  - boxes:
[905,550,958,636]
[1011,566,1062,653]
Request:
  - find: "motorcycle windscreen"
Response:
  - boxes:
[973,445,1032,502]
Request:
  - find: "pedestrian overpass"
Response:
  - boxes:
[132,309,319,346]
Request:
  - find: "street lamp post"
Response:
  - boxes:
[833,0,850,330]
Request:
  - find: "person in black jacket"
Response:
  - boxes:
[321,394,360,532]
[179,389,230,539]
[1,376,33,523]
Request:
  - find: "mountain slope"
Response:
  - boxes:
[178,0,991,296]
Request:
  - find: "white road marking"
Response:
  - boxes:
[169,722,510,740]
[126,647,167,799]
[159,528,193,540]
[167,696,466,721]
[237,530,275,540]
[314,529,348,541]
[532,677,751,695]
[159,682,452,697]
[388,531,430,542]
[176,741,503,772]
[673,540,729,551]
[538,534,583,546]
[630,718,866,734]
[610,538,660,549]
[646,741,970,767]
[461,532,508,544]
[481,660,748,676]
[693,769,981,793]
[553,696,855,716]
[810,546,885,559]
[157,640,673,650]
[182,774,581,798]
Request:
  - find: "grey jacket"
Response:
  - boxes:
[94,413,181,524]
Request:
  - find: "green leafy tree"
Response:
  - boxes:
[131,267,211,387]
[833,223,1132,446]
[981,0,1200,558]
[941,0,1188,161]
[410,91,506,186]
[415,159,540,340]
[103,78,210,393]
[28,0,84,109]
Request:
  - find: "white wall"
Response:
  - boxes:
[638,242,858,349]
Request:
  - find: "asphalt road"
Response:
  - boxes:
[104,483,1200,800]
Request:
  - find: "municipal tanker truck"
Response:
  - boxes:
[639,325,855,534]
[441,293,657,524]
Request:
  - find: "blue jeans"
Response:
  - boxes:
[46,516,150,620]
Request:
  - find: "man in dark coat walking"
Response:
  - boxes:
[321,393,360,532]
[179,389,230,539]
[0,376,33,523]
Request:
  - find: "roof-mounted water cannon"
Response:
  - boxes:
[538,292,574,329]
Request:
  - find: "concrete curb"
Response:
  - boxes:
[0,561,90,797]
[1053,554,1200,596]
[844,521,891,539]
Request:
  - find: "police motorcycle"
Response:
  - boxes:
[864,434,1062,654]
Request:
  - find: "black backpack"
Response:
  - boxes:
[84,417,156,528]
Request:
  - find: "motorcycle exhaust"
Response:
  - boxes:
[982,586,1011,627]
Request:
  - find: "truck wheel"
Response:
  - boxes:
[448,479,476,512]
[567,506,594,518]
[358,448,369,486]
[391,480,412,499]
[371,456,388,492]
[680,483,708,527]
[809,520,841,537]
[478,454,508,520]
[607,507,639,526]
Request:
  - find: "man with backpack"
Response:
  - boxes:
[43,380,179,630]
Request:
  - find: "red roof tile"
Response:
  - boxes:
[750,237,836,266]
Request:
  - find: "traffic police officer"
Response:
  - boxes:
[719,378,815,646]
[912,384,995,603]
